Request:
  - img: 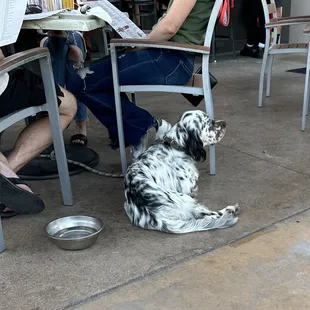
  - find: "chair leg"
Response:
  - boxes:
[0,218,5,253]
[230,20,236,60]
[211,33,216,63]
[266,55,274,97]
[301,45,310,131]
[202,55,216,175]
[39,56,73,206]
[111,46,128,175]
[258,32,270,107]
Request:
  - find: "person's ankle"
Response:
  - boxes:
[74,120,87,135]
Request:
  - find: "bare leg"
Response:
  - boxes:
[7,88,76,172]
[71,119,88,145]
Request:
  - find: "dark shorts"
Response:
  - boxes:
[275,0,283,8]
[0,68,64,118]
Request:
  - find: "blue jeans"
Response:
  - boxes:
[66,48,195,148]
[43,32,89,122]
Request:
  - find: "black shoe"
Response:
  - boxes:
[240,45,263,59]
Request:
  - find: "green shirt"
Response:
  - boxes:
[155,0,215,45]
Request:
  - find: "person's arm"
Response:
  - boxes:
[147,0,197,41]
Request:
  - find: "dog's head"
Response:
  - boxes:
[164,110,226,162]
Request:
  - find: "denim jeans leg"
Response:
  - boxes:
[75,101,88,121]
[66,49,195,147]
[76,91,154,147]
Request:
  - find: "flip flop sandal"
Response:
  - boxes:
[0,203,19,218]
[70,134,88,146]
[0,173,45,215]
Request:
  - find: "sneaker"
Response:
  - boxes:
[240,45,263,59]
[130,117,172,162]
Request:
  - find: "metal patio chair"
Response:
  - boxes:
[0,47,73,252]
[110,0,226,176]
[302,22,310,131]
[258,0,310,130]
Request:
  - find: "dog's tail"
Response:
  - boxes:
[161,205,239,234]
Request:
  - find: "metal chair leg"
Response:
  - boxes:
[230,19,236,60]
[39,55,73,206]
[302,44,310,131]
[266,55,274,97]
[202,54,216,175]
[211,33,216,63]
[0,218,5,253]
[111,46,127,175]
[258,32,270,107]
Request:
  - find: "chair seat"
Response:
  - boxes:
[0,105,47,132]
[120,74,204,95]
[270,43,309,54]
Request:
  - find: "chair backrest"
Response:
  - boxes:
[261,0,278,45]
[204,0,225,48]
[261,0,278,25]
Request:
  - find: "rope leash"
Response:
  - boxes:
[39,151,124,178]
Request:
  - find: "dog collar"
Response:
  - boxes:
[163,137,185,152]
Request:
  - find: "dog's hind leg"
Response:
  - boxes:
[163,203,240,234]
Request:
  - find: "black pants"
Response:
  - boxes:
[241,0,283,47]
[241,0,266,46]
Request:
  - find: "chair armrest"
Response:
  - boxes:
[110,39,210,55]
[304,22,310,34]
[0,47,49,74]
[266,16,310,28]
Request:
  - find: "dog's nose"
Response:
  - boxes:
[221,121,226,128]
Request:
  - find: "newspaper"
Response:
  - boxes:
[0,0,28,46]
[86,0,146,39]
[24,9,65,20]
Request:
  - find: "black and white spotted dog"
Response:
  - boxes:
[124,110,239,234]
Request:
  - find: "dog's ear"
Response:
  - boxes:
[184,128,206,162]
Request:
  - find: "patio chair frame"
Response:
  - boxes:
[0,47,73,252]
[110,0,225,176]
[258,0,310,131]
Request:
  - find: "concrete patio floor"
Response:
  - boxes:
[1,54,310,310]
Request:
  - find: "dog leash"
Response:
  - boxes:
[218,0,234,27]
[40,152,124,178]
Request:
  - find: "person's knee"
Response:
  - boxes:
[59,87,77,119]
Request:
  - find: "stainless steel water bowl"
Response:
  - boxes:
[46,216,103,251]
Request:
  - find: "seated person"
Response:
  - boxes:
[64,0,214,160]
[240,0,283,59]
[0,48,77,217]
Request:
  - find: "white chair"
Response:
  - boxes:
[110,0,225,176]
[303,23,310,130]
[258,0,310,131]
[0,47,73,252]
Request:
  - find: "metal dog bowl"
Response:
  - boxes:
[46,216,103,251]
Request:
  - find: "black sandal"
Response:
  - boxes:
[0,174,45,215]
[0,203,19,218]
[70,134,88,146]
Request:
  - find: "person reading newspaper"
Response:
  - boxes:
[65,0,214,160]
